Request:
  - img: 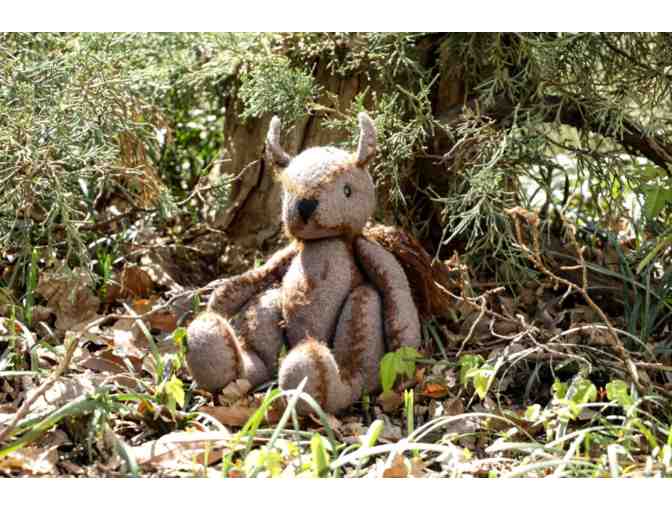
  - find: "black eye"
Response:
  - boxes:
[343,184,352,198]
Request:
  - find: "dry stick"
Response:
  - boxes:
[456,295,487,358]
[0,334,79,444]
[435,282,516,326]
[634,361,672,373]
[523,331,594,373]
[505,208,644,391]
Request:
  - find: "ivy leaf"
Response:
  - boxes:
[470,363,496,400]
[379,352,398,393]
[458,354,484,386]
[568,377,597,406]
[552,379,568,400]
[164,375,185,410]
[396,346,420,378]
[379,347,421,392]
[606,379,634,409]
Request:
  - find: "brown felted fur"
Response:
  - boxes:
[186,112,421,414]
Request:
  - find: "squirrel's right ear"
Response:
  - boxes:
[266,116,291,168]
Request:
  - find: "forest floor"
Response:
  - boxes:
[1,218,671,478]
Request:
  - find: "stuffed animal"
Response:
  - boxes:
[186,113,421,414]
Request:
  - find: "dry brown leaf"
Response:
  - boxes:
[377,390,403,413]
[59,460,86,476]
[379,417,402,442]
[78,354,127,374]
[121,265,154,298]
[36,266,100,332]
[414,366,426,386]
[199,404,257,427]
[116,297,177,336]
[0,446,58,475]
[132,430,232,470]
[308,411,342,433]
[98,348,143,373]
[422,382,450,399]
[146,310,178,333]
[382,454,409,478]
[24,374,104,418]
[36,429,70,450]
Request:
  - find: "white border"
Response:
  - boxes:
[2,1,672,31]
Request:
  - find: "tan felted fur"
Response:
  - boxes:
[186,112,421,414]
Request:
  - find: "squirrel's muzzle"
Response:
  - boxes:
[297,198,318,223]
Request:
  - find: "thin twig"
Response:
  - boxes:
[0,334,79,444]
[505,207,644,391]
[435,282,517,326]
[456,296,487,358]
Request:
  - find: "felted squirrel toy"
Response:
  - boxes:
[186,112,421,414]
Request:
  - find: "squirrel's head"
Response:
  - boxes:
[266,113,377,240]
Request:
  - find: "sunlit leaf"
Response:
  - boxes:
[458,354,484,386]
[605,379,633,409]
[164,375,185,409]
[311,433,330,477]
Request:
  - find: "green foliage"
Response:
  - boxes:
[159,375,185,415]
[310,433,331,477]
[606,379,634,410]
[0,32,245,288]
[379,346,421,392]
[458,354,497,400]
[239,56,320,123]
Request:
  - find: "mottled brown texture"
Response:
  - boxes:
[354,237,421,351]
[282,238,363,347]
[207,242,297,317]
[281,147,375,240]
[185,112,422,414]
[332,284,385,393]
[363,224,456,319]
[186,312,242,391]
[232,287,284,374]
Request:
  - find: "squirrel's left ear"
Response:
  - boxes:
[355,112,377,167]
[266,116,291,168]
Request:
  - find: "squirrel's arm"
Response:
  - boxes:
[354,237,421,351]
[207,242,298,317]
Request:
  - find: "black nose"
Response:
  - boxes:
[297,198,318,223]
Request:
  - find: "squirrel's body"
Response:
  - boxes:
[186,113,421,414]
[283,238,363,347]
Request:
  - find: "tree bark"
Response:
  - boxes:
[210,59,383,247]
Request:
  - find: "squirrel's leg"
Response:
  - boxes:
[186,287,284,392]
[354,237,421,351]
[278,284,384,414]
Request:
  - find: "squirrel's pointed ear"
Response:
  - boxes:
[266,116,291,168]
[355,112,377,167]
